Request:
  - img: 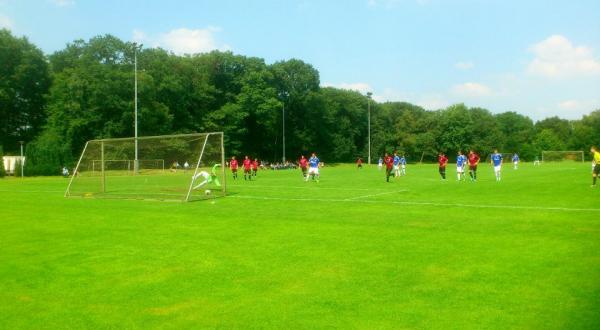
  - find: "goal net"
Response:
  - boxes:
[541,150,584,163]
[65,132,226,201]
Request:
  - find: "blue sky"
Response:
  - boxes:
[1,0,599,120]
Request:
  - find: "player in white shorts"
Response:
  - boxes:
[400,154,407,176]
[456,151,466,181]
[392,152,400,177]
[192,164,221,190]
[490,149,503,182]
[307,153,320,182]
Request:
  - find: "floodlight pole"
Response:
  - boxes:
[134,43,140,174]
[282,102,285,163]
[280,92,288,164]
[367,92,372,165]
[19,141,24,178]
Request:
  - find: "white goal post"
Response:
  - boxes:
[541,150,584,163]
[65,132,226,201]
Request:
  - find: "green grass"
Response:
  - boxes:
[1,162,599,329]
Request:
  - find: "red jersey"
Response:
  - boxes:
[438,155,448,167]
[252,160,258,170]
[243,159,252,169]
[468,153,480,166]
[299,158,308,168]
[356,159,363,165]
[384,156,394,169]
[230,159,238,170]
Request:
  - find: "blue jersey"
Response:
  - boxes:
[309,156,319,168]
[400,157,406,165]
[457,155,466,166]
[491,153,502,166]
[378,158,383,165]
[393,155,400,166]
[512,155,519,162]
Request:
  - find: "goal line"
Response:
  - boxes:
[229,195,600,213]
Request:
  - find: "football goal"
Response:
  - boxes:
[65,132,226,201]
[541,150,584,163]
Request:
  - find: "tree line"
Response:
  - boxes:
[1,29,599,175]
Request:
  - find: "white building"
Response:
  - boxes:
[2,156,26,175]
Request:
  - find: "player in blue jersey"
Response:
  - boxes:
[393,151,401,177]
[400,154,407,176]
[378,157,383,171]
[306,152,320,182]
[512,153,519,169]
[490,149,503,181]
[456,151,466,181]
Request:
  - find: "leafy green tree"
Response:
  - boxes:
[495,112,535,153]
[435,104,474,156]
[534,129,565,152]
[535,116,572,142]
[0,29,51,152]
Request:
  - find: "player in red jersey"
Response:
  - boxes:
[468,150,480,181]
[299,155,308,178]
[229,156,238,180]
[438,152,448,180]
[356,157,363,169]
[252,158,259,177]
[384,152,394,182]
[243,155,252,180]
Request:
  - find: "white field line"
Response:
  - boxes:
[228,195,600,213]
[0,189,65,193]
[344,190,408,201]
[230,184,391,192]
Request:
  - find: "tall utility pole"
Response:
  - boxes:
[133,43,141,173]
[280,91,289,163]
[282,102,285,163]
[19,141,24,178]
[367,92,373,164]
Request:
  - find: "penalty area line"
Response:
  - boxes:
[228,195,600,213]
[344,190,408,201]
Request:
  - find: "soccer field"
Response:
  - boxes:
[1,162,599,328]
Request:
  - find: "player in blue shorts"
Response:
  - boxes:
[512,153,519,169]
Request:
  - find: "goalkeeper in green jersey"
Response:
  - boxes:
[192,164,221,190]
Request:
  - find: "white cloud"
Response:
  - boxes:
[527,35,600,78]
[132,29,146,44]
[49,0,75,7]
[416,97,449,110]
[452,82,492,97]
[558,99,579,110]
[0,14,13,29]
[323,82,373,94]
[558,99,600,112]
[132,27,230,55]
[454,61,474,70]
